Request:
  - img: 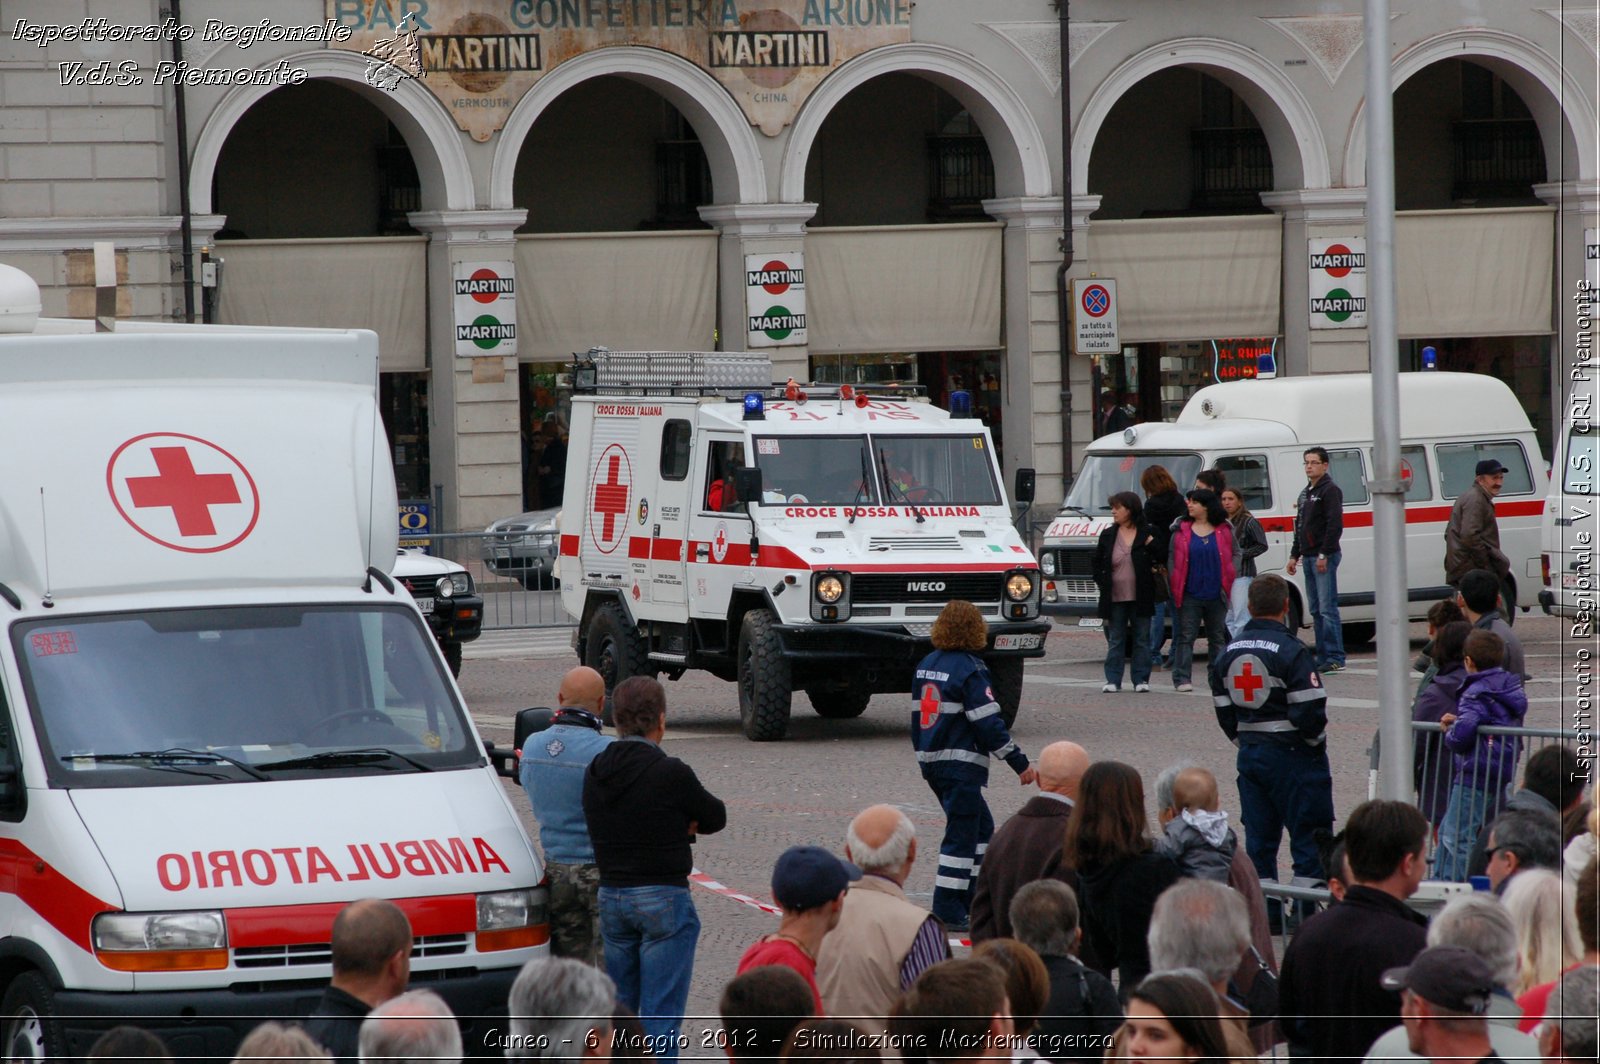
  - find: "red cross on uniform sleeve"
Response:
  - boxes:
[918,683,941,729]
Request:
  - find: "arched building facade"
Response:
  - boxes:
[1,1,1593,529]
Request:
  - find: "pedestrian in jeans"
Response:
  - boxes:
[1141,466,1187,669]
[1091,491,1160,693]
[1287,446,1346,671]
[1167,489,1236,693]
[1220,488,1267,638]
[1434,630,1527,881]
[582,676,726,1060]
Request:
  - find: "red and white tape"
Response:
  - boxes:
[689,866,970,948]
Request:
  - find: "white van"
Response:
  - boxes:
[0,273,546,1059]
[1539,401,1597,625]
[1040,372,1547,640]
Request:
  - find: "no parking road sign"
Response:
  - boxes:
[1071,278,1119,355]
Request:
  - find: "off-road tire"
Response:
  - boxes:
[586,602,649,726]
[737,609,793,741]
[986,657,1025,729]
[443,641,463,677]
[2,972,65,1064]
[805,684,872,719]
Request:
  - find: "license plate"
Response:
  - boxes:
[416,597,434,615]
[1077,618,1103,629]
[1562,573,1588,589]
[994,633,1045,649]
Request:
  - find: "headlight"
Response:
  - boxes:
[1040,553,1056,576]
[1006,574,1034,601]
[93,911,228,971]
[435,572,472,597]
[815,575,844,603]
[476,887,549,953]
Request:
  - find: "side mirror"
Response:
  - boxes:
[1014,467,1037,505]
[733,466,763,506]
[514,707,559,753]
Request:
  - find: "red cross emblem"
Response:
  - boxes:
[588,444,632,555]
[1226,655,1270,708]
[918,683,941,728]
[107,433,260,553]
[712,525,729,562]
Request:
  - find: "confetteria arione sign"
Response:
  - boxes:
[1308,236,1367,330]
[453,261,517,356]
[745,253,806,347]
[328,0,912,140]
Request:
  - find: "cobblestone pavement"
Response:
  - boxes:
[460,610,1579,1053]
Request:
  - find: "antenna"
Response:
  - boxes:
[38,488,55,608]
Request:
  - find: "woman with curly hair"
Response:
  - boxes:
[912,600,1038,932]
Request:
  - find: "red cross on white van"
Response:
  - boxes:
[106,433,260,553]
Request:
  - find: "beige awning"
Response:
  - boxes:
[1396,207,1555,337]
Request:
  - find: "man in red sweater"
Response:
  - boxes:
[737,846,861,1014]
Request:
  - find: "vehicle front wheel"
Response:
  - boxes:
[2,972,66,1064]
[737,609,793,741]
[986,657,1025,729]
[585,602,650,726]
[806,684,871,719]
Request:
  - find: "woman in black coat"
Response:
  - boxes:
[1090,491,1160,693]
[1064,761,1181,995]
[1141,465,1186,668]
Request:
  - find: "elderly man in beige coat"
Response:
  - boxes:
[815,805,949,1028]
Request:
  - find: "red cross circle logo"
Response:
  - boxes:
[106,433,260,553]
[918,683,941,729]
[588,444,633,555]
[1227,655,1271,709]
[712,522,730,563]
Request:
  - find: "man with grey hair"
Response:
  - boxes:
[1485,808,1563,893]
[506,957,615,1061]
[1364,893,1539,1064]
[1146,878,1262,1056]
[358,989,462,1064]
[971,741,1091,944]
[1008,879,1120,1060]
[1539,965,1599,1064]
[815,804,948,1028]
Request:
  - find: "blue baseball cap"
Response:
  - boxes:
[771,846,862,911]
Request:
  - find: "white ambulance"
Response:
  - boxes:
[0,268,545,1059]
[1040,372,1547,641]
[557,350,1049,741]
[1539,392,1597,623]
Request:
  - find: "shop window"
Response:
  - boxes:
[1214,454,1272,511]
[1326,448,1369,504]
[380,373,430,502]
[661,420,692,481]
[1438,441,1534,498]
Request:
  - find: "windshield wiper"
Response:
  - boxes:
[63,748,269,781]
[1059,505,1096,517]
[877,447,925,524]
[256,748,434,773]
[848,445,873,525]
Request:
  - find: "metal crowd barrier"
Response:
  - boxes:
[400,530,574,630]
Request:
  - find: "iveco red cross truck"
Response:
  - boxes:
[557,350,1050,741]
[0,265,546,1060]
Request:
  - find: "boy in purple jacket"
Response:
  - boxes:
[1434,629,1527,881]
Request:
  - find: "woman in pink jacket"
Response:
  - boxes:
[1167,489,1237,692]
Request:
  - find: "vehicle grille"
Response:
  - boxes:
[852,573,1003,603]
[233,933,469,969]
[867,537,964,552]
[1054,548,1096,579]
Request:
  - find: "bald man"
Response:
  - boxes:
[970,742,1093,946]
[520,665,614,964]
[815,805,949,1031]
[305,898,413,1064]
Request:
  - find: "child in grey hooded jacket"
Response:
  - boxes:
[1154,765,1238,882]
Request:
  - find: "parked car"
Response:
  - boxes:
[485,508,561,589]
[391,548,483,676]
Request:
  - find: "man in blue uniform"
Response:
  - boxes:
[1210,574,1334,901]
[912,599,1036,932]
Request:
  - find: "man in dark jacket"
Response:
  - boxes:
[1445,459,1511,588]
[304,899,413,1064]
[1278,800,1430,1064]
[583,676,726,1062]
[1286,446,1347,671]
[1009,879,1121,1062]
[1210,574,1334,898]
[1457,569,1528,680]
[970,741,1090,944]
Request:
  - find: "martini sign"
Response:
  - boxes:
[745,253,807,348]
[1308,237,1367,330]
[454,261,517,357]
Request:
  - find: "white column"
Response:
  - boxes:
[1261,188,1370,375]
[698,203,816,380]
[982,195,1066,509]
[1534,180,1600,422]
[409,208,528,532]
